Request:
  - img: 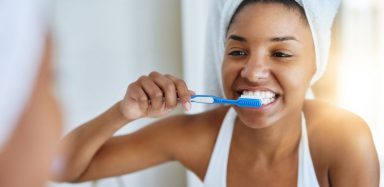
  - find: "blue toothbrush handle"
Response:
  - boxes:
[191,95,262,108]
[212,97,236,105]
[191,95,238,105]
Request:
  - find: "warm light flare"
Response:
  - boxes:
[337,1,384,161]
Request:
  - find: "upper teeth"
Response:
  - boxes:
[240,90,277,105]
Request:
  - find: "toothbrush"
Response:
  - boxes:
[190,95,262,108]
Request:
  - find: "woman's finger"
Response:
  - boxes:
[149,72,177,110]
[165,74,192,111]
[127,83,149,111]
[137,76,164,111]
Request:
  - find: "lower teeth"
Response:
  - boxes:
[262,99,275,105]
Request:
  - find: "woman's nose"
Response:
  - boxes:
[240,58,270,82]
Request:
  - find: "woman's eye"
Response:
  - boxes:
[228,51,247,57]
[272,51,293,58]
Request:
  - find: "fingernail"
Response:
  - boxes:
[189,90,196,95]
[183,102,191,111]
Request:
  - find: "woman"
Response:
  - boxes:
[56,0,380,186]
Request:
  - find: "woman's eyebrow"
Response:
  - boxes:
[227,35,299,43]
[227,35,247,42]
[270,36,299,42]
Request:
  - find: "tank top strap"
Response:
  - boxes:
[297,113,320,187]
[204,107,237,187]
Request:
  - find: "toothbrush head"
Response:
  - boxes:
[236,98,262,108]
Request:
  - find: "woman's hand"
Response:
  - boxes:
[120,71,194,120]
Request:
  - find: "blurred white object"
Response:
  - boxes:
[0,0,49,148]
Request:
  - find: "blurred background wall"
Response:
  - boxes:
[51,0,186,187]
[313,2,384,186]
[50,0,384,187]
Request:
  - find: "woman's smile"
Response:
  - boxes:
[235,88,281,111]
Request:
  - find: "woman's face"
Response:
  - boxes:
[222,3,316,128]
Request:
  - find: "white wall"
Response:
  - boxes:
[51,0,186,186]
[180,1,210,187]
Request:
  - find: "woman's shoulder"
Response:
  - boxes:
[303,99,377,170]
[303,99,371,137]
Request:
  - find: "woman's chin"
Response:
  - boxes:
[234,103,285,129]
[236,114,277,129]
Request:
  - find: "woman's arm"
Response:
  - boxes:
[54,72,194,182]
[54,102,130,182]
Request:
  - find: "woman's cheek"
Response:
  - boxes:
[222,61,240,97]
[280,66,312,97]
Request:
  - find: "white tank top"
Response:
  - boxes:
[204,108,320,187]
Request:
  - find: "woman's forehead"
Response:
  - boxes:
[227,3,309,41]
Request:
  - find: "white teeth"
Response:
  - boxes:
[240,90,277,105]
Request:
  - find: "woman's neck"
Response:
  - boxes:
[232,113,302,161]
